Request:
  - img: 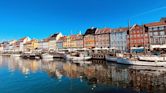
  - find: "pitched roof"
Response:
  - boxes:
[57,36,67,42]
[145,21,166,27]
[112,27,128,32]
[95,28,111,34]
[70,34,83,40]
[24,39,38,45]
[84,28,97,35]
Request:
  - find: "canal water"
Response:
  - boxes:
[0,56,166,93]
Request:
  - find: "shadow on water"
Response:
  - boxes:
[1,56,166,93]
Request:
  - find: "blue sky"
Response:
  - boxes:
[0,0,166,41]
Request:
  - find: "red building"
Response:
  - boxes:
[127,24,149,50]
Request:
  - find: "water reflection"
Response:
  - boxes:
[0,56,166,93]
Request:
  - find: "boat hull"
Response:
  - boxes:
[117,57,166,67]
[65,55,91,61]
[105,55,117,62]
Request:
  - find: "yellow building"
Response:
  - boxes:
[24,39,38,52]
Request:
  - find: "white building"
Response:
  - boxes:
[14,37,31,52]
[110,28,128,52]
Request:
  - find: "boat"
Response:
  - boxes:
[65,52,91,61]
[11,54,21,57]
[138,55,166,62]
[29,53,36,59]
[42,53,53,59]
[53,52,65,58]
[116,57,166,67]
[105,54,117,62]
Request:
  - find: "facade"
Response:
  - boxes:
[56,36,66,49]
[38,40,44,50]
[110,28,128,52]
[24,39,38,52]
[14,37,31,52]
[70,34,83,48]
[84,28,97,49]
[62,36,68,49]
[0,44,3,52]
[48,33,63,50]
[144,18,166,50]
[128,24,149,50]
[42,39,49,50]
[95,28,111,48]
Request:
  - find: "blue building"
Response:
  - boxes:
[110,28,128,52]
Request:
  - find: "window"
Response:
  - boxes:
[149,27,153,31]
[159,26,164,30]
[154,32,158,36]
[153,27,158,31]
[160,31,165,35]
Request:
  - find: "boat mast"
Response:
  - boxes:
[128,20,132,54]
[142,24,146,54]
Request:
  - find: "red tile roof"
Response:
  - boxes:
[95,28,111,34]
[112,27,128,32]
[70,34,83,40]
[145,21,166,27]
[57,36,67,42]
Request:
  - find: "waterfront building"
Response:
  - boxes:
[0,43,4,52]
[38,40,44,50]
[48,33,63,50]
[56,36,66,49]
[42,39,50,51]
[144,18,166,50]
[95,28,111,48]
[84,27,97,49]
[62,36,68,49]
[70,34,83,49]
[110,28,128,52]
[14,37,31,52]
[24,39,38,52]
[1,40,16,52]
[38,33,62,51]
[128,24,149,51]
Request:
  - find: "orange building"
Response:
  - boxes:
[83,28,97,49]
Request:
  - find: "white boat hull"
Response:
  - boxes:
[117,58,166,67]
[65,55,91,61]
[138,56,166,62]
[105,55,117,62]
[42,54,53,59]
[11,54,20,57]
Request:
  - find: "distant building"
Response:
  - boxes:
[24,39,38,52]
[110,28,128,52]
[14,37,31,52]
[56,36,66,49]
[95,28,111,48]
[48,33,63,50]
[0,43,4,52]
[128,24,149,51]
[144,18,166,50]
[38,33,63,51]
[84,27,97,49]
[70,34,83,49]
[63,36,69,49]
